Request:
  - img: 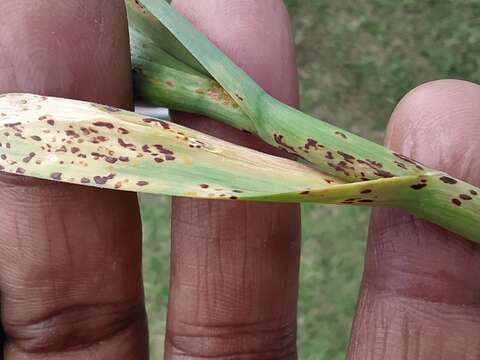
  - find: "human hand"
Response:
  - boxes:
[1,1,479,359]
[0,0,301,359]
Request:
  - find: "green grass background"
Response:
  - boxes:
[141,1,480,358]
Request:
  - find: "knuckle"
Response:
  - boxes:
[4,300,145,353]
[166,320,297,360]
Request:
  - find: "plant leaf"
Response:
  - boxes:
[0,93,339,199]
[127,0,431,182]
[1,93,479,241]
[0,93,408,203]
[125,0,207,76]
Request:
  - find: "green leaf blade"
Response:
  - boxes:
[1,93,479,241]
[0,93,338,199]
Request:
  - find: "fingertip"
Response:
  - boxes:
[171,0,298,107]
[0,0,133,109]
[385,79,480,183]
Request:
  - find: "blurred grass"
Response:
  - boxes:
[141,1,480,358]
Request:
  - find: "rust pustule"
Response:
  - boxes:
[50,172,62,180]
[93,121,114,129]
[452,198,462,206]
[411,183,427,190]
[439,176,457,184]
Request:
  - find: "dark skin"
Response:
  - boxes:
[0,1,478,359]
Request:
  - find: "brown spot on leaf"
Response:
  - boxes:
[200,184,209,189]
[158,120,170,130]
[47,119,55,126]
[5,122,22,132]
[50,172,62,180]
[273,134,297,154]
[459,194,473,200]
[393,152,424,170]
[411,183,427,190]
[439,176,457,184]
[154,145,174,155]
[359,159,383,169]
[118,138,135,149]
[300,191,310,195]
[305,138,323,151]
[328,162,350,177]
[335,131,347,139]
[374,170,394,178]
[71,147,80,154]
[94,176,107,185]
[23,152,35,163]
[81,177,91,184]
[361,189,372,194]
[119,156,129,162]
[90,152,105,160]
[338,151,355,164]
[93,121,114,129]
[65,130,80,138]
[470,190,478,196]
[94,136,108,143]
[30,135,41,141]
[452,198,462,206]
[16,167,25,175]
[137,181,149,186]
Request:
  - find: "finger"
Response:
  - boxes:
[348,80,480,359]
[166,1,301,359]
[0,1,148,359]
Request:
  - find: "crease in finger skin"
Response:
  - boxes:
[166,1,301,359]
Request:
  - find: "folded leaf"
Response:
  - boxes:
[125,0,480,242]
